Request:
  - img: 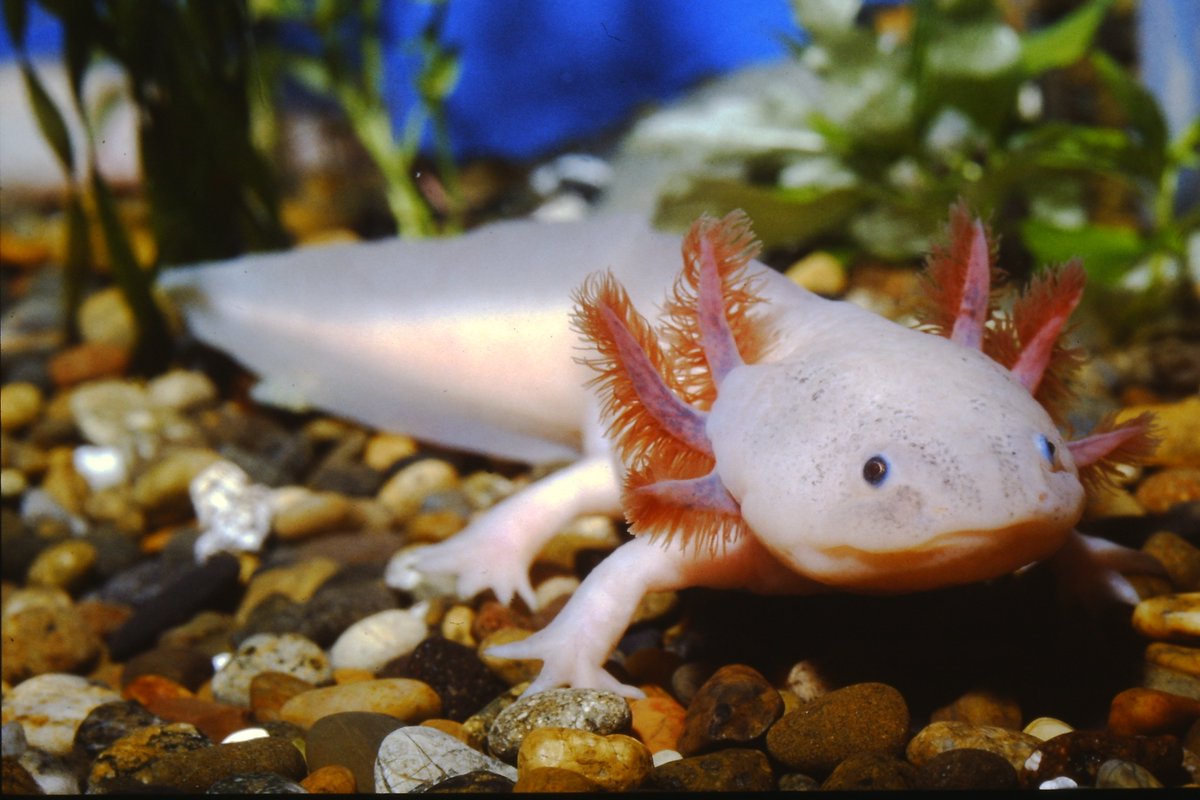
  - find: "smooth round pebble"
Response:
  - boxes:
[1023,716,1074,741]
[121,645,214,692]
[26,539,98,590]
[121,735,306,793]
[488,687,632,763]
[649,747,774,792]
[765,682,909,775]
[1109,686,1200,736]
[0,382,43,431]
[0,673,120,755]
[517,727,652,792]
[1096,757,1165,789]
[211,632,332,707]
[1,594,101,683]
[907,720,1041,773]
[306,711,405,793]
[235,557,340,624]
[146,369,217,411]
[1133,592,1200,639]
[329,607,427,672]
[374,725,516,793]
[249,671,316,722]
[514,765,602,792]
[280,678,441,728]
[272,489,352,540]
[678,663,783,755]
[376,458,458,521]
[630,687,687,755]
[1143,531,1200,591]
[300,763,357,793]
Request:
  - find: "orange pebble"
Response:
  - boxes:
[1108,687,1200,736]
[630,685,687,753]
[123,674,193,706]
[301,764,356,794]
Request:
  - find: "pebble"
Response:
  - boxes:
[300,763,357,793]
[488,687,632,763]
[629,685,687,754]
[78,287,137,349]
[374,725,517,793]
[249,671,316,722]
[363,433,418,472]
[272,489,352,540]
[678,663,783,755]
[648,747,774,792]
[25,539,97,591]
[440,604,476,647]
[376,458,459,522]
[1145,642,1200,677]
[0,382,43,431]
[1096,757,1165,789]
[670,661,716,707]
[123,674,193,708]
[292,575,398,648]
[118,734,306,793]
[14,746,79,794]
[784,658,835,703]
[1109,687,1200,736]
[145,369,217,412]
[400,636,509,723]
[517,728,652,792]
[67,380,147,446]
[1026,729,1184,787]
[139,695,252,743]
[1142,663,1200,700]
[329,607,427,673]
[2,758,42,794]
[236,557,340,624]
[132,447,220,522]
[421,769,517,792]
[461,684,527,752]
[821,751,916,790]
[1142,531,1200,592]
[206,770,308,793]
[48,342,129,387]
[785,250,847,295]
[1023,716,1074,741]
[906,720,1041,773]
[121,644,214,692]
[2,722,27,758]
[765,682,909,775]
[478,628,542,686]
[513,765,602,792]
[306,711,405,792]
[86,721,211,792]
[930,688,1022,729]
[912,747,1019,790]
[1,592,101,683]
[211,632,332,707]
[1136,468,1200,513]
[1133,592,1200,640]
[280,678,441,728]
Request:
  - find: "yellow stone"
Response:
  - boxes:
[785,251,848,295]
[27,540,98,590]
[0,382,43,431]
[1145,643,1200,677]
[235,557,340,624]
[1117,397,1200,469]
[377,459,458,522]
[1133,592,1200,640]
[517,728,652,792]
[441,605,476,647]
[364,433,420,471]
[279,679,441,729]
[479,629,541,686]
[1023,716,1073,741]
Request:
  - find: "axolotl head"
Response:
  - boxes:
[706,313,1085,593]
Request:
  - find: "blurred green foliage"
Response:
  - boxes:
[658,0,1197,306]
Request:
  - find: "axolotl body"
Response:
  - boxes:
[165,208,1155,697]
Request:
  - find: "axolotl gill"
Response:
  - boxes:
[165,205,1158,698]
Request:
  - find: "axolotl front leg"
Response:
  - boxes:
[391,402,621,610]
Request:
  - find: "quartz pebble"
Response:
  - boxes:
[488,687,632,763]
[678,663,783,755]
[517,727,652,792]
[1096,758,1165,789]
[906,720,1041,773]
[211,632,332,707]
[374,725,516,793]
[0,673,120,755]
[765,682,909,775]
[329,607,427,672]
[280,678,441,728]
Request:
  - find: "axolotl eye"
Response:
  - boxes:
[862,455,889,486]
[1035,433,1058,467]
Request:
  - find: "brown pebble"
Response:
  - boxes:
[678,664,783,755]
[1143,531,1200,591]
[1028,729,1185,787]
[49,342,129,387]
[1136,469,1200,514]
[1108,688,1200,737]
[650,747,775,792]
[129,735,306,792]
[2,757,43,794]
[765,682,909,775]
[1146,643,1200,678]
[250,671,316,723]
[914,747,1019,790]
[300,763,356,793]
[87,722,211,792]
[931,688,1022,729]
[140,695,252,743]
[1,600,102,683]
[630,685,687,754]
[513,766,602,793]
[821,751,916,790]
[279,678,441,729]
[123,674,193,707]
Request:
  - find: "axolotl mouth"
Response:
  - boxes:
[800,512,1083,594]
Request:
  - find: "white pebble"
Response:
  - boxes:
[221,727,270,743]
[330,608,428,673]
[73,445,129,492]
[652,749,682,766]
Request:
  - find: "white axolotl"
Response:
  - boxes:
[164,206,1157,698]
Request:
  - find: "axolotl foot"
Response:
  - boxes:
[485,630,646,699]
[1049,530,1165,608]
[405,531,538,611]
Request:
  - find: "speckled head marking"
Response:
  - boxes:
[574,206,1157,589]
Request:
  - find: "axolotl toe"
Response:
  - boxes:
[166,206,1157,698]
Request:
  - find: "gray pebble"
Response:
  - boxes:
[211,633,332,707]
[487,687,631,763]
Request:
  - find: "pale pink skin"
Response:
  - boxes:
[166,215,1155,699]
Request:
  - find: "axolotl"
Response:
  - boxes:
[164,206,1157,698]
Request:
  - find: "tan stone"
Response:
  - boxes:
[517,728,652,792]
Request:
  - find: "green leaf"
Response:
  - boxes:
[1090,51,1167,162]
[20,62,75,177]
[3,0,28,50]
[1020,218,1146,286]
[1020,0,1114,76]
